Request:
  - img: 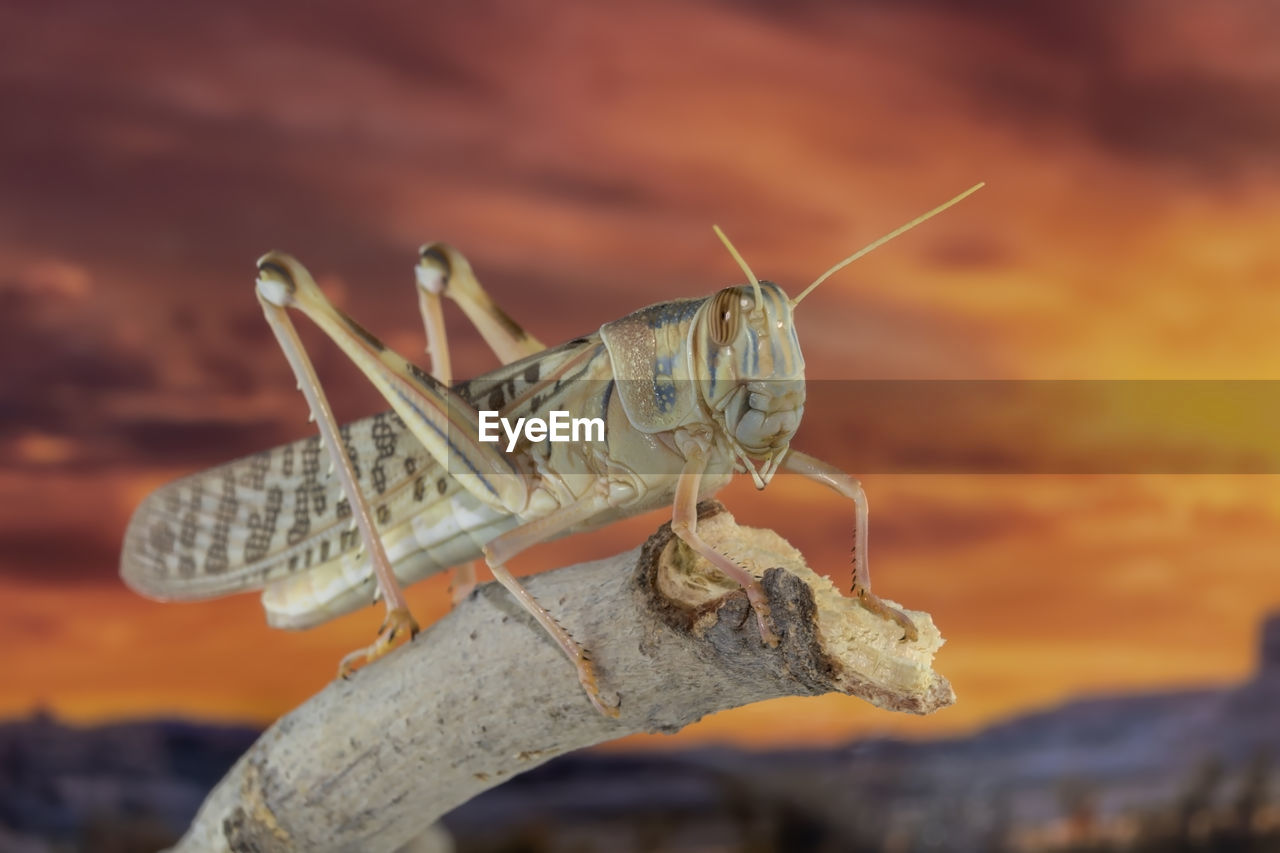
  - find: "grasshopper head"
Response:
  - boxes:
[694,280,805,486]
[698,185,985,485]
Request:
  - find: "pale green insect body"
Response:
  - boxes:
[120,186,981,700]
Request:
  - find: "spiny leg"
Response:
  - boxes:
[255,253,531,513]
[782,449,917,641]
[254,289,418,675]
[414,243,549,604]
[255,253,538,676]
[416,255,453,386]
[483,489,619,717]
[672,433,780,647]
[414,245,472,603]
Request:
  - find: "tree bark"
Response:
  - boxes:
[172,502,953,852]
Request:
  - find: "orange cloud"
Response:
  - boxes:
[2,0,1280,749]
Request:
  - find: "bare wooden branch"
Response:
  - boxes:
[172,503,953,852]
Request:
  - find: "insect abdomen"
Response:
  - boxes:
[260,488,519,629]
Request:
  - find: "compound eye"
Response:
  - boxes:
[709,287,741,347]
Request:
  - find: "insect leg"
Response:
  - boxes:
[255,253,539,674]
[781,450,918,641]
[255,252,532,515]
[417,243,545,366]
[255,289,419,674]
[415,255,453,386]
[672,435,781,647]
[482,490,620,717]
[414,244,550,605]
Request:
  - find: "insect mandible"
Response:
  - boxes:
[120,184,983,717]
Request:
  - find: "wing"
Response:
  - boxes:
[120,410,448,599]
[120,335,605,600]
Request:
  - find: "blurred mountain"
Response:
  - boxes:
[445,614,1280,851]
[0,716,256,852]
[3,615,1279,852]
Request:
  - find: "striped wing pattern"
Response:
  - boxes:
[120,336,605,600]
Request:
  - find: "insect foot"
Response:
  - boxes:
[743,587,781,648]
[640,502,950,714]
[337,607,420,678]
[575,654,621,718]
[853,587,919,643]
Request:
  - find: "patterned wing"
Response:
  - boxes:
[120,410,452,599]
[120,335,604,600]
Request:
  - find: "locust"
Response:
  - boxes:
[120,185,982,717]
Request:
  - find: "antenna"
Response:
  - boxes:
[790,182,985,307]
[712,225,765,307]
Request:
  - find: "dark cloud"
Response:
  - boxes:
[0,4,492,281]
[111,417,297,466]
[0,271,294,470]
[925,2,1280,176]
[513,166,661,213]
[0,0,684,350]
[2,0,1269,481]
[0,0,1277,733]
[1080,72,1280,174]
[729,0,1280,178]
[0,528,122,583]
[0,76,402,273]
[924,235,1014,270]
[0,284,156,435]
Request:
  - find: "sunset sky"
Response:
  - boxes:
[4,0,1280,748]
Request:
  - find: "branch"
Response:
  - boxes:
[173,502,953,852]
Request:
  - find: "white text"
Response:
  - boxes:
[477,410,605,452]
